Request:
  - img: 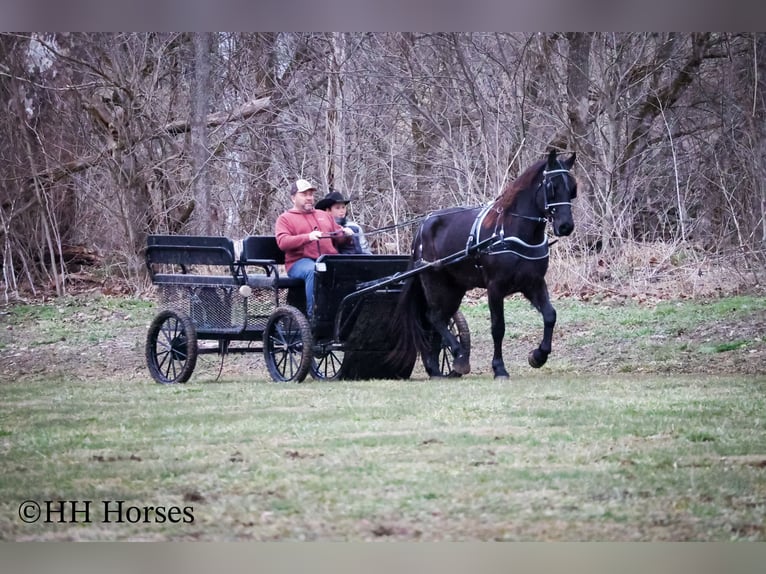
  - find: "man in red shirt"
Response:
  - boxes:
[275,179,352,318]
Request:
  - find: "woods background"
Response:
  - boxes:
[1,32,764,299]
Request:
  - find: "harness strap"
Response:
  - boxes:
[485,235,549,260]
[542,168,571,177]
[465,204,494,256]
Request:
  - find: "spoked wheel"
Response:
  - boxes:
[310,348,345,381]
[436,310,471,377]
[264,305,313,382]
[145,310,198,384]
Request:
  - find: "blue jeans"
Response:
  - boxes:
[287,257,316,318]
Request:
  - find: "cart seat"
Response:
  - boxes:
[146,235,238,284]
[147,235,236,267]
[241,235,303,288]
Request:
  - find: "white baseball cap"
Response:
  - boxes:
[289,179,317,195]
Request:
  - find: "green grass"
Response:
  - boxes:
[462,294,766,375]
[1,374,765,541]
[1,293,765,540]
[465,294,766,343]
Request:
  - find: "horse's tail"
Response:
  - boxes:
[386,275,430,370]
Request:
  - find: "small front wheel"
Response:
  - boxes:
[310,348,345,381]
[264,306,313,382]
[145,310,198,384]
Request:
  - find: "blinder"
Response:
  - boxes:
[540,165,575,219]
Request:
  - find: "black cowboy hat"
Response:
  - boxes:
[315,191,351,211]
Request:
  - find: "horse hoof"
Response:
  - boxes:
[492,366,509,380]
[453,357,471,375]
[447,370,463,378]
[528,350,548,369]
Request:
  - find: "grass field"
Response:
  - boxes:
[0,293,765,540]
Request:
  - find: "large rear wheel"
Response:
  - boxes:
[264,306,312,382]
[145,310,198,384]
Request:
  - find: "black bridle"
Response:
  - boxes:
[540,166,575,219]
[507,165,576,224]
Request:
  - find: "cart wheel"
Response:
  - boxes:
[145,310,198,384]
[264,305,313,382]
[310,349,345,381]
[436,311,471,377]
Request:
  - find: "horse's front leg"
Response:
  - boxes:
[527,287,556,369]
[487,291,509,380]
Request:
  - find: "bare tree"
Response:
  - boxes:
[1,32,764,299]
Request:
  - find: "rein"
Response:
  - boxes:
[320,214,428,239]
[362,207,477,238]
[363,215,428,237]
[351,163,573,259]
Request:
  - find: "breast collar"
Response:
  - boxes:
[465,204,549,261]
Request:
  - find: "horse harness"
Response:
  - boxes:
[462,166,574,262]
[409,164,573,272]
[464,204,550,261]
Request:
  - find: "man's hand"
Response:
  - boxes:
[308,230,323,241]
[342,227,354,236]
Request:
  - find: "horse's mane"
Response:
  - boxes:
[483,158,545,228]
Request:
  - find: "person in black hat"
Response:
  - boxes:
[275,179,353,319]
[315,190,372,254]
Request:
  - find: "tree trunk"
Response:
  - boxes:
[191,32,213,235]
[325,33,347,192]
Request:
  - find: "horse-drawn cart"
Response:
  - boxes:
[143,234,469,383]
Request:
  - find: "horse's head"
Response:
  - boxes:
[540,150,577,237]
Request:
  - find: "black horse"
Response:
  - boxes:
[389,150,577,379]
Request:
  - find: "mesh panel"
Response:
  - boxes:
[157,284,278,332]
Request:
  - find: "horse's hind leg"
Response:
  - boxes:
[421,331,447,377]
[525,282,556,368]
[425,313,470,375]
[420,275,470,375]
